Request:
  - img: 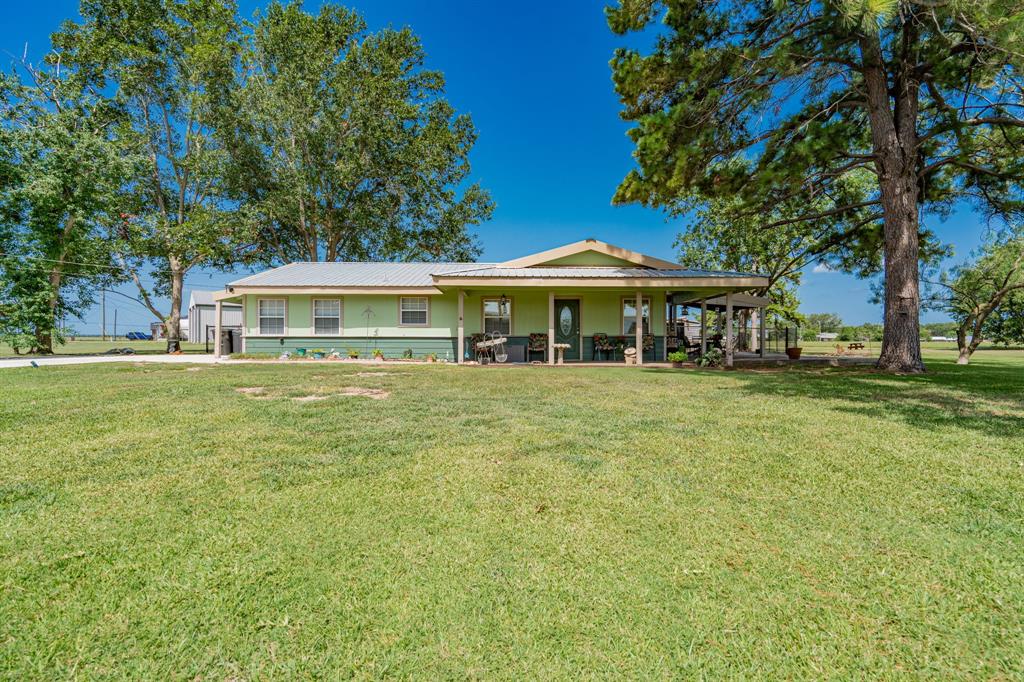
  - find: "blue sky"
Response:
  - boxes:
[3,0,975,333]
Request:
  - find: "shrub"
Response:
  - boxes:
[667,351,687,363]
[696,348,724,367]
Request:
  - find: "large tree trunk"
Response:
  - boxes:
[876,172,924,372]
[860,31,925,373]
[165,258,184,353]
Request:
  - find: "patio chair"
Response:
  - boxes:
[593,333,615,361]
[527,333,548,363]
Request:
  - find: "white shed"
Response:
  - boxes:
[816,332,839,341]
[187,290,242,344]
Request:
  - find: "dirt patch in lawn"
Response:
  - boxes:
[291,387,390,402]
[354,371,401,377]
[236,385,389,402]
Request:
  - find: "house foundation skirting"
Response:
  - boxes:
[242,336,666,362]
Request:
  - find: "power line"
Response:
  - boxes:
[0,252,257,281]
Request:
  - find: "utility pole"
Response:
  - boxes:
[113,308,118,341]
[101,290,106,341]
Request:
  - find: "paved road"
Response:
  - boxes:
[0,354,220,369]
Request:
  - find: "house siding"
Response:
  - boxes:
[240,291,668,361]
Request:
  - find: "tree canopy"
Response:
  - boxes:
[223,0,493,265]
[930,228,1024,363]
[608,0,1024,371]
[0,56,130,352]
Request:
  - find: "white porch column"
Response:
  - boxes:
[457,289,465,364]
[663,293,670,362]
[635,289,643,365]
[214,300,223,357]
[725,292,734,368]
[759,306,767,358]
[547,291,555,365]
[700,299,707,353]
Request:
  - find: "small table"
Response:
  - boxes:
[552,343,571,364]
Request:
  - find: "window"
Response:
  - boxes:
[622,297,650,335]
[313,299,341,335]
[258,299,285,335]
[483,298,511,335]
[399,297,428,326]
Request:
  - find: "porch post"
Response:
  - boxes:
[664,293,671,362]
[759,306,766,358]
[700,299,707,353]
[214,300,223,358]
[635,289,643,365]
[547,291,555,365]
[725,292,734,368]
[457,289,465,364]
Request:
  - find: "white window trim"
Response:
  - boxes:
[621,296,651,336]
[398,296,430,327]
[256,298,287,337]
[312,298,343,336]
[482,297,513,336]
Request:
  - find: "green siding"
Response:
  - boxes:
[244,336,458,360]
[244,286,667,339]
[540,250,639,266]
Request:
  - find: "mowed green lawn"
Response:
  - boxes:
[0,338,207,357]
[1,353,1022,678]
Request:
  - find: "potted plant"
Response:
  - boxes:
[372,348,385,361]
[346,347,360,359]
[667,351,687,368]
[311,348,326,359]
[426,352,437,363]
[785,345,802,360]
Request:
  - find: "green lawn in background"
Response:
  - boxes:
[0,337,207,357]
[1,354,1022,678]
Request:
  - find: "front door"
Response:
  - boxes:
[555,299,581,361]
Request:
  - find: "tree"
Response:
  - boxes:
[931,232,1024,363]
[980,289,1024,346]
[673,169,943,322]
[0,58,129,353]
[53,0,246,351]
[223,1,493,265]
[608,0,1024,372]
[805,313,845,334]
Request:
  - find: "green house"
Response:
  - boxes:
[212,239,768,365]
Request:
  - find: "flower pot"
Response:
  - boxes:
[671,361,684,369]
[785,347,802,360]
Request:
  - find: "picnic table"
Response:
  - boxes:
[848,342,865,351]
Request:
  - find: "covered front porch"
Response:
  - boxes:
[451,287,771,368]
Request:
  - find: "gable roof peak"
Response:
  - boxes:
[499,239,681,270]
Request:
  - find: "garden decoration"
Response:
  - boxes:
[552,342,571,364]
[361,305,375,356]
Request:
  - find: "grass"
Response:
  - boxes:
[0,337,207,357]
[1,351,1022,678]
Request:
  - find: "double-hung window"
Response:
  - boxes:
[399,297,429,326]
[483,298,511,335]
[258,299,286,335]
[313,299,341,335]
[622,297,650,335]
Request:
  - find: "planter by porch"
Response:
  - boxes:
[785,347,802,360]
[671,361,685,368]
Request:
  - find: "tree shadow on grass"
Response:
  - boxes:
[642,360,1024,440]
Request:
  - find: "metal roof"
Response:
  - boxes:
[229,262,497,288]
[228,262,763,288]
[189,290,241,307]
[433,266,761,279]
